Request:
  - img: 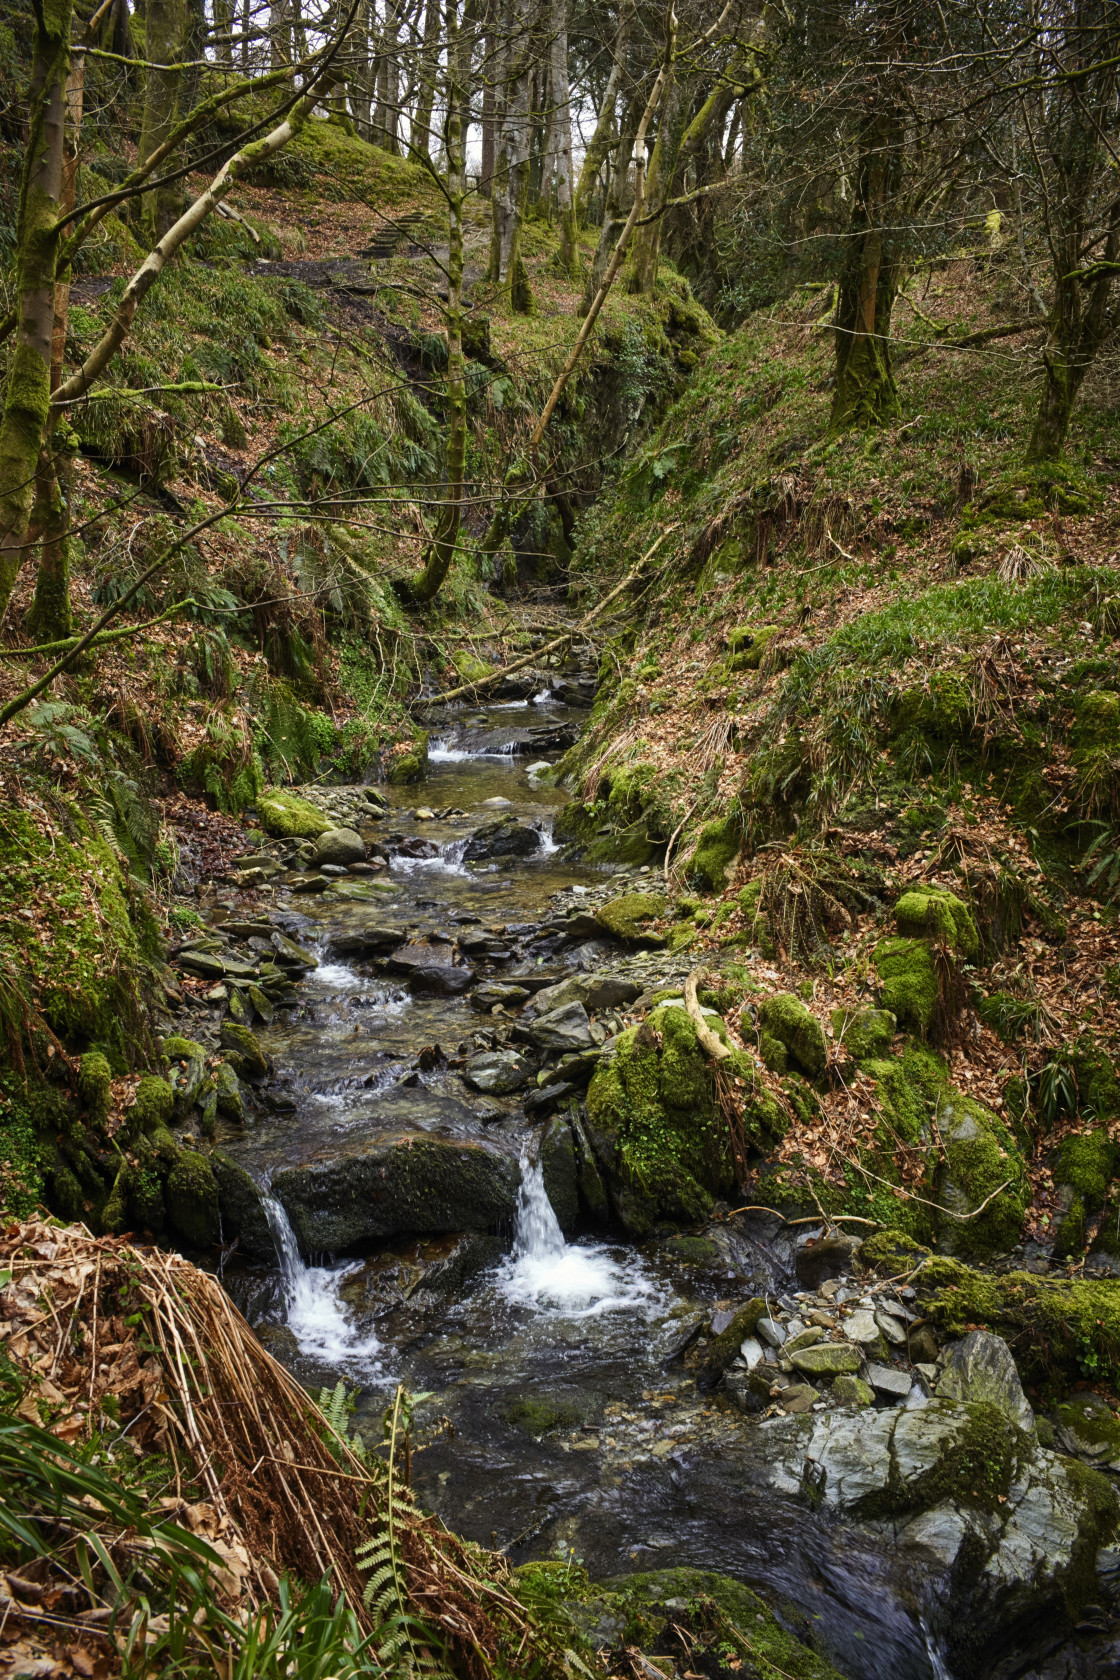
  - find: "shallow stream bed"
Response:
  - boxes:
[214,701,1114,1680]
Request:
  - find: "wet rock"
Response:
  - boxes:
[290,873,331,893]
[313,827,367,867]
[541,1113,580,1233]
[211,1151,276,1259]
[470,982,532,1012]
[387,944,475,995]
[842,1310,881,1345]
[528,972,641,1016]
[163,1034,209,1115]
[936,1330,1035,1436]
[832,1373,874,1406]
[214,1061,245,1120]
[328,925,404,958]
[724,1367,773,1413]
[179,949,228,980]
[520,1000,596,1052]
[395,836,440,859]
[790,1343,862,1377]
[479,797,512,809]
[779,1383,818,1414]
[524,1081,576,1114]
[165,1147,220,1250]
[340,1231,503,1317]
[218,1022,270,1080]
[461,1049,534,1094]
[272,1131,521,1250]
[696,1299,767,1390]
[865,1363,912,1401]
[796,1232,861,1287]
[747,1398,1118,1667]
[271,931,318,970]
[464,818,542,861]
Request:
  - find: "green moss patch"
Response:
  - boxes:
[595,892,667,944]
[256,788,330,838]
[894,888,979,958]
[687,812,743,893]
[873,937,938,1033]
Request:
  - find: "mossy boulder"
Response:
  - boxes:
[386,733,429,784]
[594,892,667,945]
[894,888,979,958]
[586,1004,740,1235]
[165,1147,220,1249]
[937,1095,1029,1261]
[832,1006,896,1061]
[726,624,781,671]
[858,1229,932,1275]
[917,1255,1120,1390]
[758,993,826,1078]
[569,1566,846,1680]
[78,1052,113,1127]
[100,1162,132,1234]
[257,788,330,839]
[696,1298,766,1390]
[1072,691,1120,752]
[210,1150,275,1258]
[873,937,938,1033]
[687,811,742,893]
[218,1021,269,1079]
[503,1396,583,1436]
[130,1074,174,1135]
[891,672,974,741]
[450,650,492,684]
[162,1034,210,1114]
[1051,1127,1118,1257]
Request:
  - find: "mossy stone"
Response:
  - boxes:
[938,1096,1029,1261]
[503,1396,582,1435]
[696,1298,767,1389]
[894,889,979,958]
[832,1373,874,1406]
[166,1148,220,1249]
[1055,1128,1117,1208]
[758,1031,788,1074]
[218,1021,269,1079]
[832,1006,896,1061]
[873,937,938,1033]
[52,1164,84,1221]
[214,1061,245,1120]
[858,1229,932,1274]
[688,812,742,893]
[726,624,780,671]
[100,1162,131,1234]
[256,788,330,839]
[450,650,491,683]
[594,892,667,945]
[131,1074,173,1135]
[1072,691,1120,752]
[790,1343,861,1377]
[758,992,826,1078]
[78,1052,113,1128]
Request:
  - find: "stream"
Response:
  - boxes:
[211,697,1105,1680]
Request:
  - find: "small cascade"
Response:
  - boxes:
[261,1193,382,1373]
[533,819,559,858]
[497,1148,662,1318]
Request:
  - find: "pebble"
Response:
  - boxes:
[756,1317,786,1347]
[842,1310,881,1345]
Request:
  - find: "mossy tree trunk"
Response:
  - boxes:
[409,0,442,157]
[583,91,640,308]
[402,0,467,602]
[625,70,686,295]
[829,108,902,434]
[488,0,533,311]
[138,0,190,240]
[373,0,402,152]
[1024,1,1120,463]
[545,0,576,274]
[572,0,633,232]
[27,42,84,643]
[0,0,72,620]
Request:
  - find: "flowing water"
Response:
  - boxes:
[213,697,1095,1680]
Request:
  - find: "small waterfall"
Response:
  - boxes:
[497,1148,663,1318]
[261,1193,382,1373]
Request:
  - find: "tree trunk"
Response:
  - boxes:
[404,0,467,602]
[572,0,632,229]
[829,110,902,433]
[0,0,71,619]
[546,0,575,271]
[27,44,85,643]
[349,0,373,137]
[489,0,532,309]
[410,0,441,158]
[626,69,687,294]
[583,90,638,307]
[139,0,190,238]
[374,0,401,151]
[479,7,497,195]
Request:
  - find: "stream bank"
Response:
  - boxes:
[138,692,1120,1680]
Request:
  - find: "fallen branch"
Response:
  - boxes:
[420,526,676,708]
[683,969,731,1062]
[0,597,201,661]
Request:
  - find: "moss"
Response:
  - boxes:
[51,1164,84,1221]
[855,1401,1026,1520]
[894,888,979,958]
[1055,1396,1120,1457]
[100,1161,132,1235]
[165,1147,220,1249]
[1072,690,1120,752]
[130,1074,173,1135]
[697,1298,767,1389]
[77,1052,113,1127]
[938,1096,1029,1261]
[726,623,780,671]
[128,1166,165,1233]
[687,811,742,893]
[0,801,156,1060]
[918,1256,1120,1390]
[256,788,330,839]
[1055,1128,1117,1206]
[832,1006,897,1062]
[832,1374,874,1405]
[587,1567,846,1680]
[386,733,429,784]
[218,1022,268,1078]
[858,1229,932,1274]
[586,1005,734,1234]
[594,892,667,944]
[891,671,973,741]
[873,937,938,1033]
[664,1234,721,1261]
[503,1396,582,1435]
[759,1031,788,1073]
[450,650,492,683]
[757,993,826,1078]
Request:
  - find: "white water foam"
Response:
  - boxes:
[429,737,521,763]
[390,837,469,877]
[532,689,557,705]
[533,820,560,858]
[497,1150,663,1318]
[312,959,365,989]
[262,1193,382,1374]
